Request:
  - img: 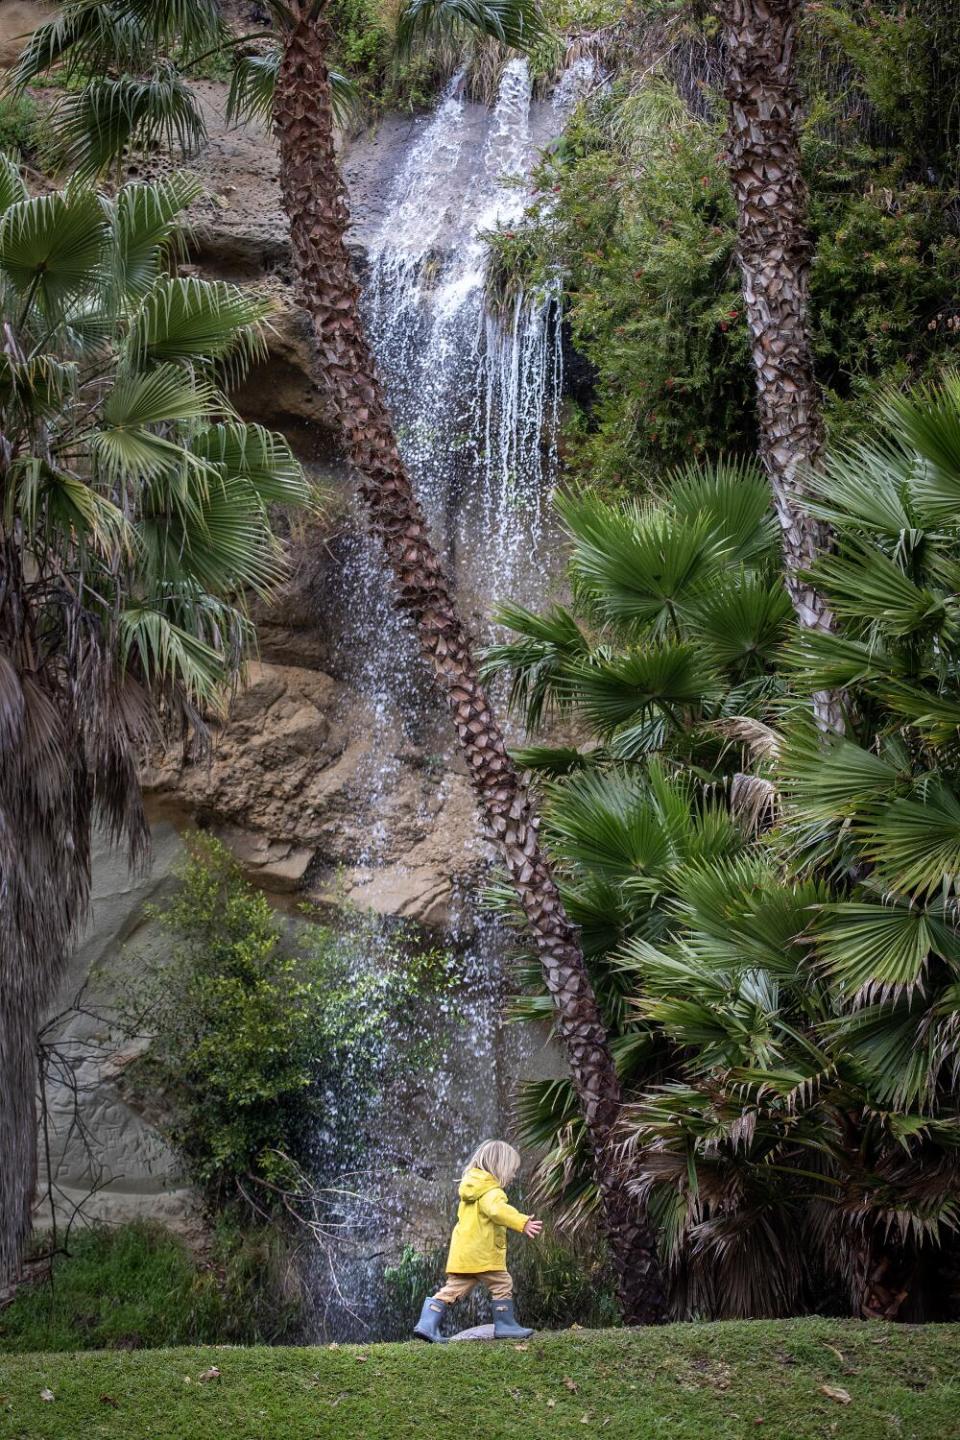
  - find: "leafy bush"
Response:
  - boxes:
[382,1229,617,1336]
[486,5,960,488]
[0,94,41,157]
[0,1222,299,1352]
[487,381,960,1321]
[128,834,453,1209]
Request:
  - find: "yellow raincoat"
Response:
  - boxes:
[445,1167,530,1273]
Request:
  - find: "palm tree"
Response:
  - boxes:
[713,0,838,718]
[482,460,791,1240]
[10,1,667,1320]
[491,381,960,1319]
[0,159,310,1290]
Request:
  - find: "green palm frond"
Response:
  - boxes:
[7,2,154,89]
[508,744,596,776]
[812,899,960,1001]
[777,724,903,823]
[50,68,206,181]
[865,783,960,898]
[126,275,269,373]
[786,626,906,692]
[110,173,200,301]
[0,354,77,421]
[189,423,310,509]
[481,600,588,728]
[92,365,220,481]
[0,155,27,217]
[140,474,283,597]
[803,437,917,536]
[395,0,547,54]
[563,642,723,736]
[544,768,673,884]
[8,454,132,558]
[118,601,228,710]
[0,190,108,317]
[808,540,947,638]
[686,574,792,675]
[878,375,960,524]
[667,456,777,567]
[557,490,726,636]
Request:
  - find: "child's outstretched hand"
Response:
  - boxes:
[523,1217,544,1239]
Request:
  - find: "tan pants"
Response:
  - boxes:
[433,1269,513,1303]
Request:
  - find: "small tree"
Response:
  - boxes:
[0,160,310,1288]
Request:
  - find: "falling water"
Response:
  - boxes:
[310,57,592,1337]
[363,57,578,611]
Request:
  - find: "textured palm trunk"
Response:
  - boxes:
[715,0,840,728]
[273,8,666,1324]
[0,998,39,1290]
[852,1239,913,1322]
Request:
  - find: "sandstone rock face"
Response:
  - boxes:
[0,3,52,69]
[142,659,485,926]
[35,825,199,1241]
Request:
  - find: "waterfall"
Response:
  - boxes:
[311,58,591,1338]
[363,56,583,611]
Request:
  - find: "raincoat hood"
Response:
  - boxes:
[458,1167,502,1204]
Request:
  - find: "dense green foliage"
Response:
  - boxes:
[1,1321,958,1438]
[129,835,453,1208]
[382,1229,618,1336]
[0,1223,299,1352]
[0,159,310,725]
[485,384,960,1320]
[485,1,960,484]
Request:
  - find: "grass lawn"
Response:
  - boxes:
[0,1319,958,1440]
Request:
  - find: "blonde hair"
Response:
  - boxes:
[463,1139,521,1187]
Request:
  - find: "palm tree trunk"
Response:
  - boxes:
[273,7,666,1324]
[852,1237,913,1322]
[0,997,39,1289]
[715,0,841,729]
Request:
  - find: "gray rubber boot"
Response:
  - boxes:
[413,1295,448,1343]
[492,1298,534,1339]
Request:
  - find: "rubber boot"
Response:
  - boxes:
[413,1295,448,1343]
[492,1298,534,1339]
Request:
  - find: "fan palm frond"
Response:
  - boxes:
[396,0,546,55]
[0,190,109,318]
[50,68,206,181]
[126,275,269,374]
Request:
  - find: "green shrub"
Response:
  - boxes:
[382,1229,617,1336]
[127,834,453,1210]
[486,6,960,491]
[0,1222,298,1352]
[0,94,41,157]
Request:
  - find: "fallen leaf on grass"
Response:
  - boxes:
[546,1399,556,1409]
[199,1368,221,1382]
[355,1355,369,1363]
[822,1343,845,1364]
[513,1343,529,1352]
[99,1395,119,1408]
[563,1377,578,1393]
[820,1385,852,1406]
[580,1412,593,1424]
[39,1389,54,1403]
